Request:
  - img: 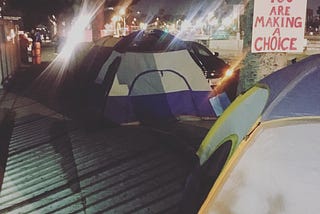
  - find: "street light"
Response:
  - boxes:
[119,8,126,35]
[112,15,121,37]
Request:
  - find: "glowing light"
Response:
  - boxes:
[225,69,234,77]
[59,15,91,59]
[56,0,105,60]
[208,17,218,26]
[207,12,214,20]
[221,16,234,28]
[7,29,16,42]
[119,8,125,16]
[173,0,234,40]
[181,20,191,31]
[112,15,121,22]
[195,19,204,28]
[140,23,147,30]
[210,50,248,97]
[33,0,105,94]
[118,7,126,35]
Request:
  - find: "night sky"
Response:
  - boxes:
[134,0,318,14]
[7,0,320,29]
[8,0,72,30]
[9,0,68,14]
[133,0,196,15]
[9,0,319,15]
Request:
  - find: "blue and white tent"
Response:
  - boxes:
[195,54,320,214]
[92,30,216,125]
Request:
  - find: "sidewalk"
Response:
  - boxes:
[0,55,212,213]
[0,104,11,131]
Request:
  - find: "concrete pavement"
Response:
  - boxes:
[0,44,214,213]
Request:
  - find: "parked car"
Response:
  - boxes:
[107,29,237,97]
[131,29,232,81]
[185,41,230,79]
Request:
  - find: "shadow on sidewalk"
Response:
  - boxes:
[4,62,109,131]
[49,120,81,193]
[0,108,15,191]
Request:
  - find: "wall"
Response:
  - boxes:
[0,20,20,89]
[209,37,243,51]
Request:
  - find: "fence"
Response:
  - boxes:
[0,19,20,89]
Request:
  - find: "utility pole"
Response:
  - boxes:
[237,0,288,94]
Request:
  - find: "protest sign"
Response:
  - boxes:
[252,0,307,53]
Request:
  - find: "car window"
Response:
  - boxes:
[193,43,212,57]
[192,43,213,57]
[189,46,196,55]
[186,42,211,56]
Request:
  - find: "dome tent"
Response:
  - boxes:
[89,30,217,125]
[75,35,121,91]
[193,54,320,213]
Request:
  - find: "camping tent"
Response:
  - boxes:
[194,54,320,213]
[89,30,216,125]
[75,36,121,88]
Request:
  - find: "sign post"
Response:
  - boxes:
[252,0,307,53]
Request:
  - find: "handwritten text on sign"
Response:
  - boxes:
[252,0,307,53]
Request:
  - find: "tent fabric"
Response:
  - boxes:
[79,46,115,82]
[94,35,121,47]
[197,54,320,214]
[94,47,215,124]
[179,86,269,213]
[96,50,210,92]
[196,85,269,165]
[260,54,320,121]
[209,92,231,116]
[202,119,320,214]
[105,90,211,124]
[113,30,187,53]
[75,37,121,96]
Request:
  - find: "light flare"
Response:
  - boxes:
[225,68,234,77]
[31,0,105,99]
[175,0,225,39]
[59,0,105,60]
[211,50,248,96]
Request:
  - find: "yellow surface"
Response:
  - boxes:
[196,84,269,165]
[199,116,320,213]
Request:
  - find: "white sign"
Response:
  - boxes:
[252,0,307,53]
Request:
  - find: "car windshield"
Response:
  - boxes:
[192,43,213,57]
